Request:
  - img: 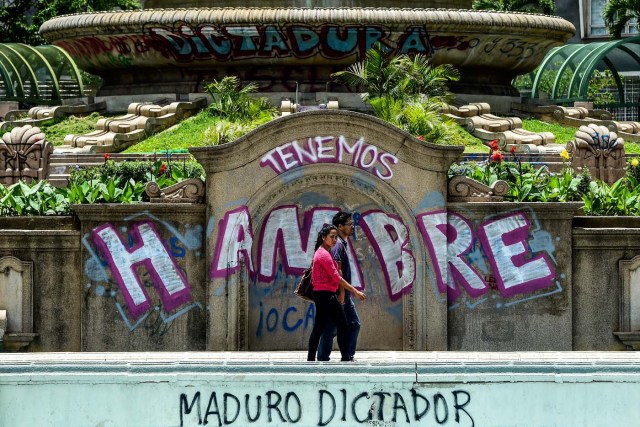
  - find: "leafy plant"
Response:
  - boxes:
[604,0,640,39]
[67,156,205,203]
[449,145,590,203]
[204,76,277,122]
[0,180,70,215]
[471,0,554,15]
[586,69,618,105]
[1,0,140,45]
[332,45,461,145]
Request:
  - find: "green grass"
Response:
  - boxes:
[37,112,114,146]
[624,142,640,155]
[23,109,640,155]
[124,112,218,153]
[449,124,486,153]
[521,119,576,145]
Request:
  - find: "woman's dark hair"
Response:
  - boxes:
[314,224,338,251]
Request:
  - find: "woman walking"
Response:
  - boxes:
[307,224,366,361]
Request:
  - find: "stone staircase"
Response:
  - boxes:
[59,98,207,154]
[0,102,107,131]
[443,102,563,153]
[512,102,640,144]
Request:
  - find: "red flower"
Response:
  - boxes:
[417,135,425,141]
[510,145,517,154]
[159,163,167,174]
[103,153,110,161]
[489,140,499,151]
[491,152,504,163]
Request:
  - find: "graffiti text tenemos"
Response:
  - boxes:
[260,136,399,180]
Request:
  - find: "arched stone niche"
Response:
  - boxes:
[191,110,463,351]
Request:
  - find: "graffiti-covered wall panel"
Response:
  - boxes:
[75,204,207,351]
[193,110,462,351]
[445,203,578,351]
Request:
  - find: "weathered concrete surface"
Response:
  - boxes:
[192,110,462,352]
[3,112,640,354]
[74,204,207,351]
[0,217,81,351]
[1,351,640,426]
[447,202,580,351]
[40,9,574,96]
[572,218,640,351]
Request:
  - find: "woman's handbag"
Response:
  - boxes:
[295,265,314,301]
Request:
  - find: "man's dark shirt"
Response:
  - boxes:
[330,235,351,298]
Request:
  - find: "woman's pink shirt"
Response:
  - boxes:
[311,246,341,292]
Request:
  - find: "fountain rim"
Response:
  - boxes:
[40,7,575,40]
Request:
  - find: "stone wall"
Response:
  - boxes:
[3,111,640,353]
[74,204,207,351]
[0,217,81,351]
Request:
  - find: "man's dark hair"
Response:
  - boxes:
[332,211,352,227]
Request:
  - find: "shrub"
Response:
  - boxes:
[67,157,205,203]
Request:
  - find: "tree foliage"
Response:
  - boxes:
[604,0,640,39]
[332,45,461,144]
[471,0,555,15]
[0,0,140,45]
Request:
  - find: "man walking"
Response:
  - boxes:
[317,211,361,361]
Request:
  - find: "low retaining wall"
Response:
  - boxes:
[1,352,639,426]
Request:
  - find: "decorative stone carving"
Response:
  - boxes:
[280,100,338,116]
[0,256,37,351]
[448,176,509,202]
[615,256,640,350]
[145,178,205,203]
[567,124,625,185]
[0,125,53,185]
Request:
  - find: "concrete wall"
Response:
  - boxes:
[74,204,207,351]
[0,217,81,351]
[555,0,582,43]
[572,218,640,350]
[447,203,579,351]
[2,352,640,427]
[191,110,463,352]
[2,112,640,353]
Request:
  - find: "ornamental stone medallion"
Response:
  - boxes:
[191,110,462,351]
